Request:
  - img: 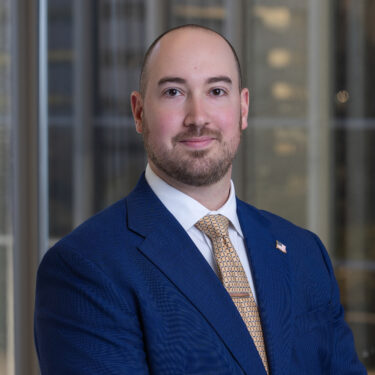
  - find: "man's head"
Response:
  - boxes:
[139,24,243,97]
[131,25,249,187]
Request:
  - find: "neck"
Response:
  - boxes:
[149,163,232,211]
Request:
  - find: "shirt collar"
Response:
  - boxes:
[145,164,243,238]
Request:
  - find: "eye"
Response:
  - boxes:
[163,88,182,97]
[210,88,226,96]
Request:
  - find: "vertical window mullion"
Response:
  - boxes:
[307,0,331,247]
[11,0,44,374]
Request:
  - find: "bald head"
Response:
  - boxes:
[139,25,243,97]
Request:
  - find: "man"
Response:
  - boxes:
[34,25,367,374]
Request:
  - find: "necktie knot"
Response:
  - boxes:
[195,214,229,239]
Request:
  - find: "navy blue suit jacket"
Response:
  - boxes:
[35,174,366,374]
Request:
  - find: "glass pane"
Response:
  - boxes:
[48,0,74,241]
[244,1,308,226]
[166,0,225,31]
[251,125,307,227]
[249,1,308,118]
[0,0,14,374]
[48,0,147,242]
[93,0,146,207]
[333,0,375,370]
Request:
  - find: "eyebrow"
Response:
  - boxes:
[206,76,232,85]
[157,75,233,86]
[158,77,186,86]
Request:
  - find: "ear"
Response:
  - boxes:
[240,88,250,130]
[130,91,144,133]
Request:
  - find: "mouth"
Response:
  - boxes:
[178,136,216,149]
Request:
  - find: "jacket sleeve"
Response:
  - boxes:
[34,244,150,375]
[311,233,368,375]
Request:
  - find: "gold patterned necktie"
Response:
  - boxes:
[195,214,269,374]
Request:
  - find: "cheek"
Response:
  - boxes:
[211,106,241,132]
[144,107,181,142]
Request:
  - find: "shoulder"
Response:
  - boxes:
[236,198,314,241]
[58,198,128,251]
[38,194,151,301]
[237,199,338,314]
[42,196,141,270]
[236,198,332,276]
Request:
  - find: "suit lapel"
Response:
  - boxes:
[237,199,292,375]
[126,175,266,375]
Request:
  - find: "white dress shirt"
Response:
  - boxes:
[145,164,258,303]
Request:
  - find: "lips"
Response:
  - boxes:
[179,136,215,149]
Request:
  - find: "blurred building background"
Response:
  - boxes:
[1,0,374,374]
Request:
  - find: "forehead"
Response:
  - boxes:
[146,29,239,86]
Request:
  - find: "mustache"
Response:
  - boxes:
[173,127,222,143]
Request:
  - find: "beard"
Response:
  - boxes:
[142,118,242,187]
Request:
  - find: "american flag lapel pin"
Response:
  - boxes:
[276,240,287,254]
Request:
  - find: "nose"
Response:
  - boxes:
[183,94,209,128]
